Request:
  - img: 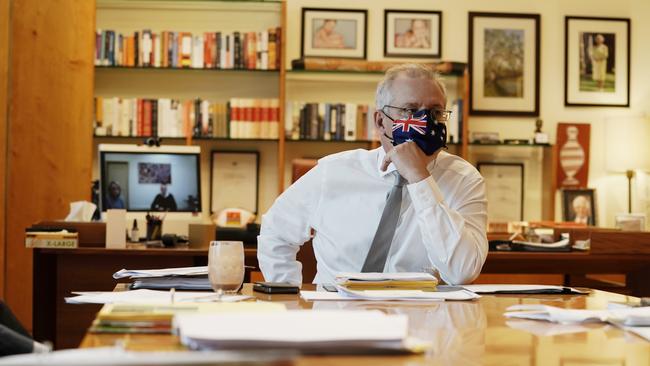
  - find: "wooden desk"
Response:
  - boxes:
[32,246,257,349]
[79,284,650,365]
[33,247,650,350]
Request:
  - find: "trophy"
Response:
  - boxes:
[534,119,549,144]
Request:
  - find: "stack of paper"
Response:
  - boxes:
[505,304,650,341]
[335,272,438,291]
[65,289,251,304]
[114,266,212,291]
[337,273,439,288]
[175,310,426,354]
[90,302,286,334]
[0,347,294,365]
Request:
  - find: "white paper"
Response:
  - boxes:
[463,284,589,294]
[300,288,479,302]
[176,310,407,345]
[623,326,650,342]
[506,319,594,336]
[505,304,650,325]
[336,286,480,301]
[113,266,208,279]
[0,347,292,366]
[65,289,250,304]
[335,272,437,282]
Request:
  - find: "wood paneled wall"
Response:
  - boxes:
[0,0,10,300]
[5,0,95,329]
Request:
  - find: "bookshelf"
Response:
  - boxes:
[93,0,554,222]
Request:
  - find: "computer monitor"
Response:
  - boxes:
[99,144,201,213]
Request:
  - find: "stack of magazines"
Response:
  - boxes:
[113,266,212,291]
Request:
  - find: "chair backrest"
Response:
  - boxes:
[291,158,318,183]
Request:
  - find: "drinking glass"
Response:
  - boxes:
[208,241,245,295]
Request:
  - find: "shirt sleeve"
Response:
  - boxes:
[406,174,488,285]
[257,164,323,285]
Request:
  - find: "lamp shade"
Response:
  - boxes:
[605,115,650,173]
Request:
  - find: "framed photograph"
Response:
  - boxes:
[477,162,524,223]
[562,188,596,226]
[615,213,646,231]
[210,151,259,215]
[564,16,630,107]
[468,12,540,116]
[384,10,442,58]
[301,8,367,59]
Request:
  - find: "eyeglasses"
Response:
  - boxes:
[382,105,452,122]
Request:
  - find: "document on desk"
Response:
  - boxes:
[463,284,589,295]
[175,310,427,354]
[0,347,294,365]
[65,289,251,304]
[113,266,208,279]
[505,304,650,325]
[300,287,479,301]
[130,276,212,291]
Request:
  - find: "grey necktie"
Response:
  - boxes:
[362,172,406,272]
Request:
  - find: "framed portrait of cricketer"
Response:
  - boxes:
[564,16,630,107]
[210,151,259,215]
[301,8,367,59]
[468,12,540,116]
[384,10,442,58]
[477,162,524,223]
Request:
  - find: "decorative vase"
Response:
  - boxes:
[559,126,585,186]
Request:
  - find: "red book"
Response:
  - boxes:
[143,100,152,136]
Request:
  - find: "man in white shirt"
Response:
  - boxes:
[258,63,488,285]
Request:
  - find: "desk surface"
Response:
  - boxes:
[79,284,650,366]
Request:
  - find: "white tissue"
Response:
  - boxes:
[64,201,97,222]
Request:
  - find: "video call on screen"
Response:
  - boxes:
[101,152,200,212]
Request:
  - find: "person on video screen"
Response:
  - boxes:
[105,181,125,209]
[150,183,177,211]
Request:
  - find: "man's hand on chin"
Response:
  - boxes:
[380,141,440,184]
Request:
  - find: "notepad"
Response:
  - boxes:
[335,272,439,291]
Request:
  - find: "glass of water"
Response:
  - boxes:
[208,241,245,294]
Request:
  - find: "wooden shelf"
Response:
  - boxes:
[95,65,279,73]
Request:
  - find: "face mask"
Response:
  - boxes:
[382,109,447,156]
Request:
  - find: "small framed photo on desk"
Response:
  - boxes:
[562,188,596,226]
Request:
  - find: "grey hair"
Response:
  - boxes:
[375,63,447,110]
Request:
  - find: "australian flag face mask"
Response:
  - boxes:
[382,109,447,156]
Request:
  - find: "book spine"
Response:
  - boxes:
[234,32,241,70]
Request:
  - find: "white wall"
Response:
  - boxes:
[287,0,650,227]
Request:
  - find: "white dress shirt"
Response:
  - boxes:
[257,148,488,285]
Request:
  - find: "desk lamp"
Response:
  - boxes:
[605,115,650,213]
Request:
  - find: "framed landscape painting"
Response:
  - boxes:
[468,12,540,116]
[564,16,630,107]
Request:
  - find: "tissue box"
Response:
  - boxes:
[33,221,106,247]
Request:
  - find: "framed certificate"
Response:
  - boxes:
[477,162,524,222]
[210,151,259,215]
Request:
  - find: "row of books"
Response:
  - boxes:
[94,97,280,139]
[285,102,380,142]
[95,28,281,70]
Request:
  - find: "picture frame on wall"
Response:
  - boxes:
[301,8,367,59]
[562,188,596,226]
[384,10,442,58]
[210,151,259,215]
[468,12,540,116]
[564,16,630,107]
[477,162,524,223]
